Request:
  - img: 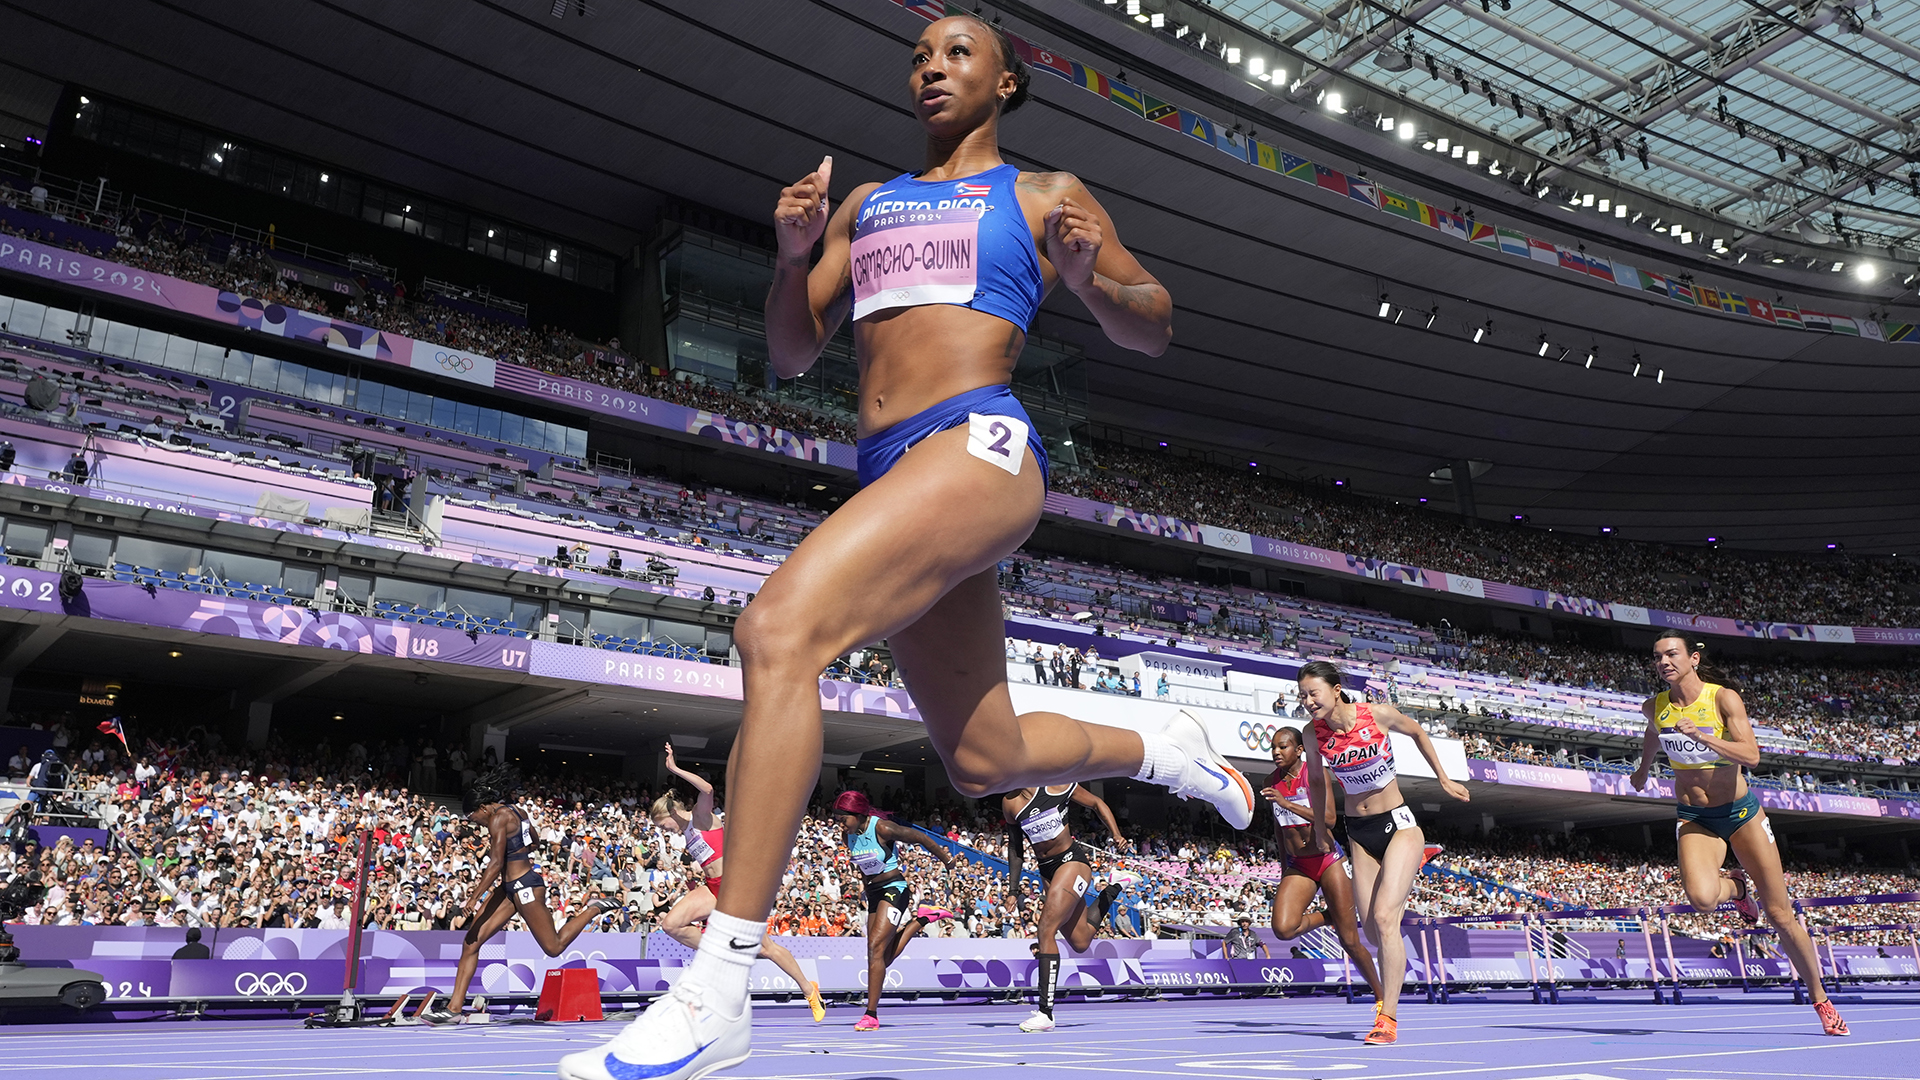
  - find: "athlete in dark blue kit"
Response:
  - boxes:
[559,14,1251,1079]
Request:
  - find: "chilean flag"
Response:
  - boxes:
[97,716,129,751]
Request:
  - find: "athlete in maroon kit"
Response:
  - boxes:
[1299,661,1469,1045]
[1260,727,1385,1005]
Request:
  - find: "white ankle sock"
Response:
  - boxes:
[683,911,762,1014]
[1131,731,1185,787]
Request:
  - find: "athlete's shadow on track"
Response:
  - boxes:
[1496,1024,1659,1036]
[1195,1020,1366,1042]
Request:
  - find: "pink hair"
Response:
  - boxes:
[831,790,890,818]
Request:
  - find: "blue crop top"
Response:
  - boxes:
[848,163,1044,331]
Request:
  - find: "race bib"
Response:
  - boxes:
[1390,805,1416,830]
[1072,876,1089,897]
[1761,817,1775,845]
[849,206,982,319]
[967,412,1028,476]
[885,905,905,926]
[515,886,535,905]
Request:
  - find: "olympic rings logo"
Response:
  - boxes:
[1238,721,1280,752]
[431,350,477,373]
[234,972,308,996]
[1259,966,1296,985]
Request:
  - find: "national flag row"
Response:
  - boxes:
[884,0,1914,345]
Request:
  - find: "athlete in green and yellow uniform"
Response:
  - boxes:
[1631,635,1847,1037]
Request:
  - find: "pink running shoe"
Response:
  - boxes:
[854,1013,881,1032]
[1726,868,1761,924]
[1815,999,1850,1037]
[915,905,956,922]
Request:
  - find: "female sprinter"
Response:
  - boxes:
[1631,635,1848,1036]
[426,766,619,1024]
[1002,781,1127,1032]
[830,790,958,1030]
[1299,661,1468,1045]
[650,742,825,1022]
[1260,726,1386,1006]
[560,14,1254,1079]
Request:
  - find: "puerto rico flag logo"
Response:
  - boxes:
[954,181,993,198]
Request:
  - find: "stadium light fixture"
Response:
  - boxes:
[1248,57,1265,77]
[1450,144,1464,158]
[1853,261,1877,282]
[1585,348,1595,368]
[1380,115,1394,131]
[1424,305,1439,329]
[1657,368,1664,383]
[1125,0,1139,13]
[1600,526,1613,534]
[1581,193,1595,207]
[1680,231,1693,244]
[1832,261,1845,271]
[1150,12,1164,26]
[1466,149,1480,165]
[1632,361,1642,377]
[1436,137,1450,153]
[1616,204,1628,218]
[1473,320,1490,343]
[549,248,560,262]
[1537,334,1550,356]
[1707,535,1717,542]
[320,172,329,183]
[1597,198,1609,212]
[1377,294,1392,317]
[1225,46,1240,63]
[1399,122,1415,139]
[1423,140,1438,150]
[1326,92,1343,113]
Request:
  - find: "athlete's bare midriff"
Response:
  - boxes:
[854,304,1026,436]
[1673,764,1747,808]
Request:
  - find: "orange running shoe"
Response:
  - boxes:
[1815,999,1850,1037]
[1365,1010,1398,1045]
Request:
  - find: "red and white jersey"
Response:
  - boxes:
[1313,703,1397,794]
[683,826,725,869]
[1268,768,1311,829]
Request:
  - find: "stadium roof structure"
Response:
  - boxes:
[1190,0,1920,260]
[1,0,1917,554]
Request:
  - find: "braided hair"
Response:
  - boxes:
[464,764,522,814]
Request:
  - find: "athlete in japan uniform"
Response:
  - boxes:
[1002,782,1128,1032]
[1298,661,1469,1045]
[1260,727,1385,1005]
[1632,637,1848,1036]
[649,742,824,1022]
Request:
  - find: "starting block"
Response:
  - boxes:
[535,968,603,1022]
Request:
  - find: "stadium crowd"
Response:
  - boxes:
[1051,443,1920,629]
[2,723,1913,951]
[8,189,1920,629]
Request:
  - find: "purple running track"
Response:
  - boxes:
[2,990,1916,1079]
